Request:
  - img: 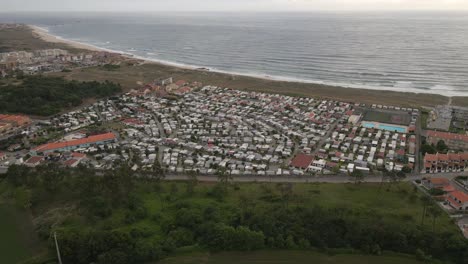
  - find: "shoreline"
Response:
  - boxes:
[27,24,468,104]
[30,25,104,52]
[29,25,197,70]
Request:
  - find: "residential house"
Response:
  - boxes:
[426,130,468,151]
[423,152,468,173]
[446,191,468,211]
[289,154,314,171]
[24,156,44,167]
[32,132,117,155]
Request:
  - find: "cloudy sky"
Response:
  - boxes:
[1,0,467,12]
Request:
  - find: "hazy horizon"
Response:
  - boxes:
[1,0,468,12]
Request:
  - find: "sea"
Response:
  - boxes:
[1,12,468,96]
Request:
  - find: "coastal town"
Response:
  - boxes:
[0,48,122,76]
[0,79,422,175]
[1,14,468,264]
[2,63,467,239]
[2,76,466,175]
[0,24,123,77]
[1,75,468,221]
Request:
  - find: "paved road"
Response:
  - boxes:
[311,123,337,157]
[1,162,465,185]
[163,171,468,183]
[415,113,422,173]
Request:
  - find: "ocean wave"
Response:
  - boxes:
[39,24,468,97]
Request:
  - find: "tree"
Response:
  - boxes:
[185,171,198,196]
[350,170,364,184]
[6,165,32,187]
[427,206,442,232]
[421,144,436,155]
[396,170,406,183]
[14,186,32,209]
[101,164,135,207]
[436,140,448,153]
[379,169,390,191]
[285,235,297,249]
[217,168,232,194]
[276,183,294,207]
[167,228,195,247]
[37,163,67,192]
[420,196,432,226]
[402,166,412,173]
[238,194,254,225]
[384,170,400,190]
[200,224,264,251]
[169,183,179,198]
[332,165,341,174]
[0,76,121,116]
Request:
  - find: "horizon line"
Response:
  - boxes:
[1,9,468,13]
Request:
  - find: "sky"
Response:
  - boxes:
[1,0,467,12]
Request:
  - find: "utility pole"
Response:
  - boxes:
[54,232,63,264]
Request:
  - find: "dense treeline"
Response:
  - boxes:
[0,76,121,116]
[1,164,468,264]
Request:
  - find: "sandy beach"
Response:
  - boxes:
[29,25,105,52]
[29,25,201,72]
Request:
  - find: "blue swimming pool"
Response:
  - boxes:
[379,124,407,133]
[362,122,407,133]
[362,122,375,129]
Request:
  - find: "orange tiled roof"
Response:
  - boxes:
[71,152,86,158]
[438,154,449,161]
[427,130,468,142]
[429,177,450,186]
[443,185,455,193]
[424,153,467,163]
[448,153,461,161]
[175,80,186,86]
[25,156,43,164]
[0,114,30,126]
[290,154,314,169]
[424,154,438,162]
[447,191,468,204]
[449,191,468,203]
[64,159,80,166]
[33,132,116,152]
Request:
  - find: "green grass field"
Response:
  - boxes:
[157,250,425,264]
[77,182,458,239]
[0,205,41,263]
[75,181,457,240]
[0,179,462,264]
[220,182,456,232]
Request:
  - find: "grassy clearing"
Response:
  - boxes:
[0,204,43,263]
[219,182,457,233]
[71,181,457,242]
[421,110,429,130]
[157,250,425,264]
